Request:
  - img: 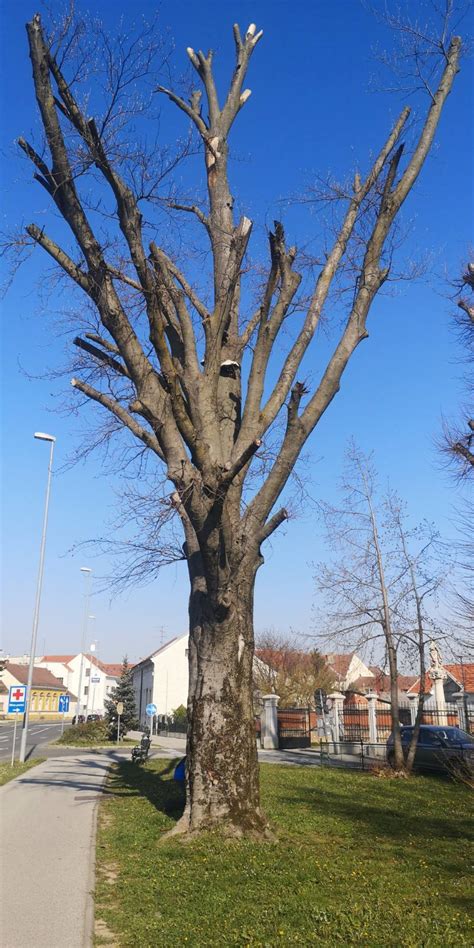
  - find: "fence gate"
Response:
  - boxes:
[277,708,311,749]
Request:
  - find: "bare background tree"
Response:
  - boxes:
[314,445,445,772]
[441,260,474,646]
[11,6,462,834]
[254,631,334,709]
[442,260,474,473]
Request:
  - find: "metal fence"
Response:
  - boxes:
[319,740,387,770]
[155,718,187,737]
[341,701,471,742]
[418,704,459,727]
[341,706,370,741]
[277,708,311,749]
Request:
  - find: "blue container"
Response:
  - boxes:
[174,757,186,783]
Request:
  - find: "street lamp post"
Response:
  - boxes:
[75,568,92,722]
[84,617,96,719]
[89,636,100,714]
[19,432,56,763]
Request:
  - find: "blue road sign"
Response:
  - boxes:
[8,685,27,714]
[58,694,70,713]
[146,703,157,716]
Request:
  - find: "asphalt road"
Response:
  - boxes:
[0,721,70,761]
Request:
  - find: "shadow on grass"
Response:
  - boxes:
[107,757,186,823]
[280,780,471,846]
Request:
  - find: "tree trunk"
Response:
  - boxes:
[387,639,404,770]
[171,553,270,837]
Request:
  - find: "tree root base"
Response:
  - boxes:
[161,811,276,843]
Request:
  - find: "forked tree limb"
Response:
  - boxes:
[70,377,166,460]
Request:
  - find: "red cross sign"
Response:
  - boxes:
[9,685,27,710]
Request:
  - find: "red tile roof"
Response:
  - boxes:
[42,655,76,664]
[323,653,355,679]
[41,654,127,678]
[444,663,474,692]
[349,672,419,695]
[99,662,124,678]
[407,664,474,695]
[406,677,432,695]
[6,663,66,689]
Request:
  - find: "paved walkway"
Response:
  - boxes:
[0,755,111,948]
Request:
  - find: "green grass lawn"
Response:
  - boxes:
[0,758,44,786]
[95,760,473,947]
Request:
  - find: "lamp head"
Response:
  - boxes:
[34,432,56,442]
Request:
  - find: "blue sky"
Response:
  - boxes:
[1,0,472,663]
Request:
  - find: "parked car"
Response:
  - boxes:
[86,713,102,722]
[387,724,474,774]
[72,714,86,725]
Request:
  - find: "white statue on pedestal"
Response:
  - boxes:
[428,640,446,680]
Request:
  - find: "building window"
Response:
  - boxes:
[86,668,90,677]
[84,686,89,696]
[185,648,189,658]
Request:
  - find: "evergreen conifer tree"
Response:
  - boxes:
[104,657,138,739]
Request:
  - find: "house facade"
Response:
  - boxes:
[323,652,376,691]
[39,654,121,716]
[2,662,74,718]
[131,635,189,726]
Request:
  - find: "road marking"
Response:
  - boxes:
[28,725,56,735]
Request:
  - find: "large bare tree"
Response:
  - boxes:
[17,11,461,834]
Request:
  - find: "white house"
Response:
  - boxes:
[131,635,189,726]
[38,654,122,716]
[323,652,376,691]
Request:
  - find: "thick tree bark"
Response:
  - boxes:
[172,547,268,836]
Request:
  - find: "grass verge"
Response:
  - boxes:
[95,759,473,946]
[0,758,44,786]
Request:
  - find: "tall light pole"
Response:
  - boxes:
[75,568,92,722]
[89,634,102,714]
[84,616,96,718]
[19,432,56,763]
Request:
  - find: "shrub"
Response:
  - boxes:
[57,720,110,745]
